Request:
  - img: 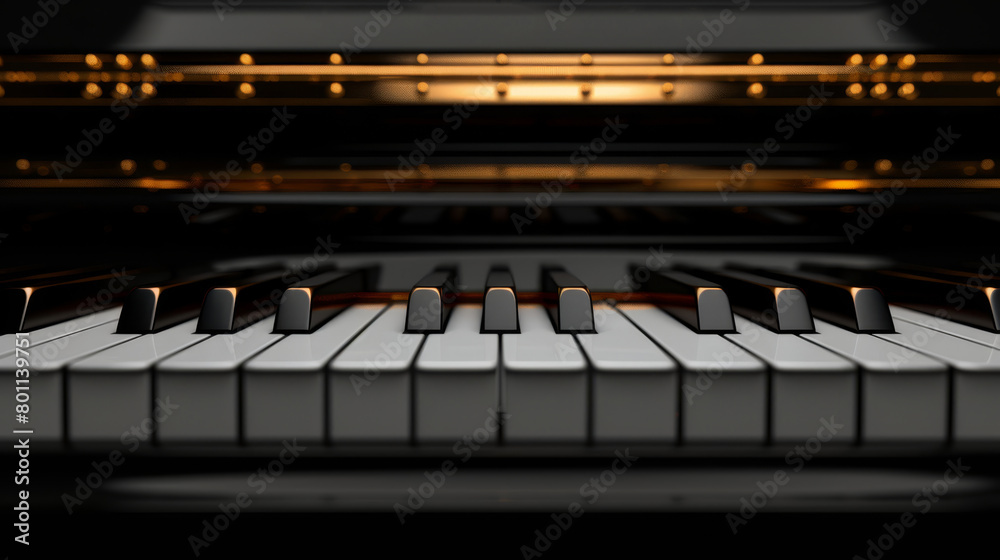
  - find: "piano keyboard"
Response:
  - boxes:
[5,260,1000,449]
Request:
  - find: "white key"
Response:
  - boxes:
[1,317,138,443]
[414,304,499,443]
[328,305,422,443]
[0,307,122,358]
[578,304,677,443]
[726,315,856,443]
[155,316,283,443]
[891,305,1000,350]
[803,319,948,443]
[67,319,208,442]
[617,304,766,443]
[877,319,1000,441]
[502,305,587,443]
[243,304,385,443]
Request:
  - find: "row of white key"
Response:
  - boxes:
[4,301,1000,445]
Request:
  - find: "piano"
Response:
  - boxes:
[3,0,1000,554]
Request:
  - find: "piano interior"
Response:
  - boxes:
[3,0,1000,554]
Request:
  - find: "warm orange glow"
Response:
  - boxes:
[843,160,858,171]
[237,82,255,98]
[1,52,998,108]
[82,82,102,99]
[983,159,996,171]
[0,85,4,98]
[816,179,866,190]
[15,159,29,171]
[120,159,136,174]
[875,159,893,173]
[416,81,430,93]
[328,82,344,96]
[251,163,264,174]
[153,160,167,171]
[746,82,765,98]
[114,82,132,98]
[339,163,352,172]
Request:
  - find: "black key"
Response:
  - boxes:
[735,267,894,333]
[196,271,291,333]
[405,267,458,333]
[803,264,1000,332]
[678,267,814,333]
[273,268,374,333]
[636,269,735,333]
[116,271,246,334]
[542,268,595,333]
[481,267,519,333]
[0,267,170,334]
